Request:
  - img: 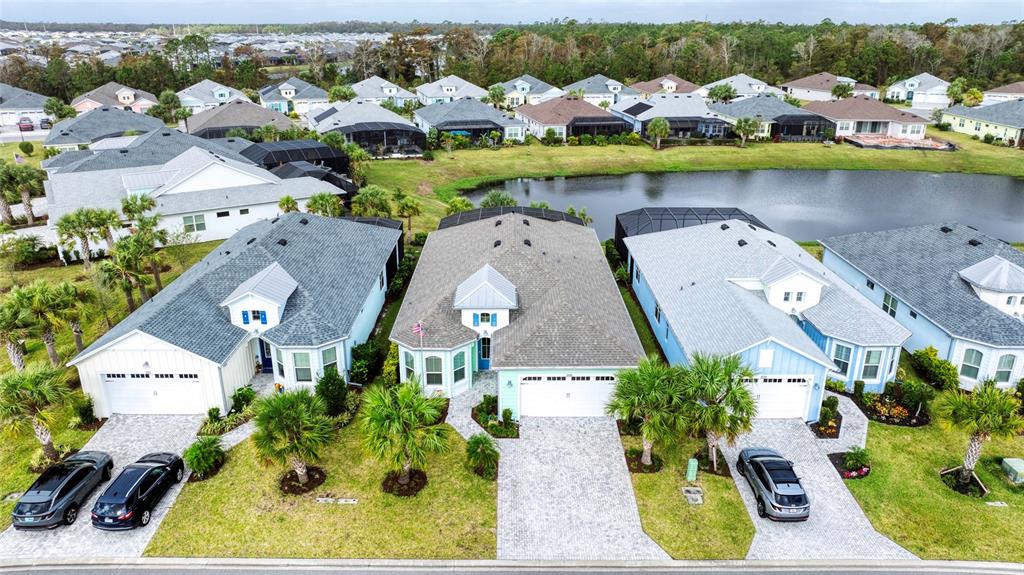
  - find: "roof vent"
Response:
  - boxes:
[495,219,502,226]
[119,149,128,154]
[223,250,230,255]
[271,217,279,223]
[524,239,532,247]
[493,240,502,248]
[246,238,256,245]
[277,239,287,246]
[748,224,756,231]
[523,219,530,226]
[738,239,748,247]
[968,239,982,247]
[161,131,171,136]
[767,240,776,247]
[940,226,953,233]
[720,223,729,231]
[299,217,309,225]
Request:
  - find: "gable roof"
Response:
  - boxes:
[44,129,250,175]
[630,74,701,95]
[44,106,165,146]
[563,74,639,97]
[391,213,644,368]
[71,214,402,366]
[453,264,518,309]
[958,256,1024,293]
[804,96,926,123]
[986,81,1024,95]
[415,97,524,129]
[309,100,418,134]
[612,93,723,121]
[944,99,1024,129]
[351,75,416,100]
[177,79,248,106]
[221,262,299,306]
[822,223,1024,347]
[496,74,561,96]
[703,73,782,96]
[185,99,294,134]
[259,77,327,102]
[710,94,821,121]
[890,73,949,93]
[782,72,875,93]
[71,81,157,107]
[0,83,48,111]
[415,75,487,100]
[516,96,620,126]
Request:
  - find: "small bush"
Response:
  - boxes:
[900,378,936,416]
[421,149,434,161]
[315,369,348,417]
[66,416,82,430]
[349,359,370,384]
[912,347,960,390]
[411,231,428,246]
[853,380,865,402]
[479,394,498,414]
[74,395,97,425]
[823,395,839,412]
[501,407,513,423]
[381,343,400,387]
[466,433,499,479]
[982,133,995,144]
[580,134,594,146]
[566,135,580,145]
[844,446,870,470]
[183,436,225,479]
[352,340,381,376]
[818,405,836,423]
[862,392,879,407]
[825,378,847,393]
[614,265,629,283]
[18,141,34,156]
[230,386,256,412]
[206,407,221,422]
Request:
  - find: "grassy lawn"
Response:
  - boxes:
[847,421,1024,561]
[146,423,496,559]
[622,435,754,559]
[619,284,661,359]
[0,141,44,168]
[365,132,1024,236]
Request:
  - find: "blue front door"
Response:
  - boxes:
[258,339,273,373]
[478,337,491,370]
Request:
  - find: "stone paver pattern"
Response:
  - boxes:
[816,391,869,454]
[497,416,669,561]
[445,371,496,440]
[720,419,915,561]
[0,414,202,559]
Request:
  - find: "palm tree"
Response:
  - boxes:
[56,209,99,270]
[733,117,760,148]
[305,193,344,217]
[343,143,372,186]
[446,196,474,215]
[111,238,153,303]
[53,282,93,354]
[350,185,393,217]
[97,252,142,312]
[9,281,71,367]
[831,83,854,99]
[361,380,451,486]
[646,117,670,150]
[328,84,356,102]
[91,208,122,247]
[256,124,280,143]
[679,353,757,472]
[0,163,16,225]
[396,196,422,234]
[606,355,684,467]
[134,215,169,291]
[120,193,156,225]
[0,301,29,371]
[252,389,334,485]
[278,195,299,213]
[0,362,71,461]
[486,85,505,109]
[934,381,1024,486]
[479,190,517,208]
[707,84,737,103]
[11,165,42,226]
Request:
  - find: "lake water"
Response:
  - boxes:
[468,170,1024,241]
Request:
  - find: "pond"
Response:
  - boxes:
[467,170,1024,241]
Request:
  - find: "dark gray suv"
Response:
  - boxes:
[11,451,113,529]
[736,448,810,521]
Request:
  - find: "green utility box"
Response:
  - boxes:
[686,458,698,482]
[1002,458,1024,484]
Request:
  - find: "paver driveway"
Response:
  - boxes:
[720,419,916,561]
[0,414,202,559]
[497,416,669,561]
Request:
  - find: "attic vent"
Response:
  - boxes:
[161,132,171,136]
[940,226,953,233]
[271,217,279,223]
[246,238,256,245]
[720,224,729,230]
[493,240,502,248]
[223,250,230,255]
[119,149,128,154]
[299,217,309,225]
[738,239,748,247]
[523,219,530,226]
[277,239,288,246]
[524,239,532,247]
[748,224,756,231]
[495,219,502,227]
[968,239,982,247]
[767,240,777,247]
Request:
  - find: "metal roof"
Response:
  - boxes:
[453,264,519,310]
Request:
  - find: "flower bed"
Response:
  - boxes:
[811,412,842,439]
[624,448,664,474]
[471,395,519,438]
[827,452,871,480]
[829,380,933,427]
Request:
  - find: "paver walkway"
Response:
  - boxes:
[720,419,915,561]
[446,371,496,440]
[0,414,202,559]
[815,391,869,454]
[497,417,669,561]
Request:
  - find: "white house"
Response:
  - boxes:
[886,73,950,109]
[177,79,249,114]
[350,75,417,107]
[69,214,403,416]
[611,93,732,138]
[804,96,928,140]
[782,72,878,101]
[493,74,564,107]
[259,77,328,116]
[629,74,702,99]
[413,98,525,142]
[0,82,50,127]
[415,75,487,105]
[699,73,784,100]
[982,81,1024,106]
[562,74,640,107]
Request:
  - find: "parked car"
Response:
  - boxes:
[39,118,52,129]
[10,451,114,529]
[91,452,184,530]
[16,117,34,131]
[736,448,810,521]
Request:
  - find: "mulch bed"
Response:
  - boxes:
[810,412,843,438]
[471,402,519,438]
[431,398,450,425]
[940,467,989,498]
[827,452,871,480]
[279,466,327,495]
[624,449,664,473]
[616,418,641,437]
[78,418,107,432]
[188,458,225,483]
[382,469,428,497]
[833,389,931,427]
[694,446,732,478]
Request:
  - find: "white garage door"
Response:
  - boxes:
[102,372,209,415]
[519,375,617,417]
[748,376,811,419]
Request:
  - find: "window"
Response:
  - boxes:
[293,352,311,382]
[276,348,284,377]
[480,337,491,359]
[183,214,206,232]
[404,352,415,380]
[216,211,229,218]
[239,208,249,215]
[796,292,805,302]
[321,347,337,376]
[838,121,851,131]
[866,280,875,290]
[833,343,852,375]
[379,272,385,290]
[909,310,918,319]
[154,373,174,379]
[425,356,442,386]
[882,292,898,317]
[654,305,661,322]
[571,375,591,381]
[783,292,792,302]
[1007,296,1017,306]
[960,348,984,379]
[995,354,1016,383]
[958,118,965,128]
[178,373,198,379]
[479,312,491,324]
[861,350,882,380]
[595,375,616,381]
[546,376,566,381]
[453,352,466,382]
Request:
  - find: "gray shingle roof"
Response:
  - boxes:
[496,74,559,96]
[822,223,1024,347]
[710,94,819,121]
[0,83,48,111]
[889,73,949,93]
[71,213,402,365]
[415,98,524,129]
[415,75,487,100]
[176,79,248,107]
[44,106,165,146]
[309,100,418,134]
[351,75,416,100]
[44,129,250,174]
[703,74,783,96]
[563,74,639,97]
[943,99,1024,128]
[71,81,157,107]
[185,100,293,134]
[259,77,327,102]
[612,93,722,121]
[391,214,645,369]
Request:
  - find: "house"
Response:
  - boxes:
[623,220,910,417]
[611,93,731,138]
[493,74,564,107]
[821,223,1024,389]
[350,75,416,107]
[710,94,835,141]
[43,106,165,151]
[0,83,50,127]
[781,72,878,101]
[415,75,487,105]
[982,81,1024,106]
[68,213,403,417]
[942,99,1024,147]
[700,73,783,100]
[804,96,928,140]
[886,73,950,109]
[515,96,631,140]
[309,100,426,155]
[258,77,328,116]
[71,81,157,114]
[629,74,701,99]
[176,79,249,114]
[413,98,525,142]
[390,208,644,419]
[185,99,293,139]
[562,74,639,107]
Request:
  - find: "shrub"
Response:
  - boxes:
[230,386,256,413]
[853,380,865,402]
[18,141,34,156]
[844,446,870,470]
[388,251,419,295]
[594,135,608,146]
[900,378,936,416]
[6,235,54,267]
[603,238,621,268]
[479,394,498,414]
[411,231,428,246]
[912,347,960,390]
[614,265,629,283]
[315,369,348,417]
[580,134,595,146]
[818,405,836,423]
[501,408,513,423]
[825,378,847,393]
[74,395,97,425]
[349,359,370,385]
[352,340,380,371]
[381,343,400,387]
[566,135,580,146]
[206,407,221,422]
[466,433,499,480]
[935,122,951,131]
[66,416,82,430]
[183,436,226,479]
[626,132,643,145]
[822,395,839,412]
[862,392,879,407]
[982,133,995,144]
[421,149,434,161]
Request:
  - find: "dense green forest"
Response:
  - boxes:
[3,20,1021,102]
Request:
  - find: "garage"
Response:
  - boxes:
[101,372,209,415]
[518,374,617,417]
[748,376,811,419]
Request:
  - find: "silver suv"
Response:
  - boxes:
[736,448,810,521]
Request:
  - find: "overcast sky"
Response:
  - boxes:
[2,0,1021,25]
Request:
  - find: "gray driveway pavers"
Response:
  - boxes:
[497,416,669,561]
[720,419,915,561]
[0,414,202,559]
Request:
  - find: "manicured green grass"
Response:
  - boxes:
[798,241,823,260]
[0,141,44,168]
[146,423,496,558]
[622,435,754,559]
[846,421,1024,561]
[619,285,661,359]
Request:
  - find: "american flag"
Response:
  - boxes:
[13,154,24,164]
[412,321,424,335]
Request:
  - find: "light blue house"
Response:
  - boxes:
[623,219,910,420]
[822,223,1024,389]
[259,77,328,116]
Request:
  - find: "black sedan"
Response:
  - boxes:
[91,452,184,530]
[11,451,113,529]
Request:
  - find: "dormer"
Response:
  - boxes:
[607,80,622,93]
[906,79,919,90]
[279,82,296,99]
[382,82,397,95]
[758,257,827,314]
[958,255,1024,318]
[660,79,677,92]
[442,84,456,95]
[116,87,136,104]
[220,263,298,332]
[454,264,518,333]
[214,88,230,101]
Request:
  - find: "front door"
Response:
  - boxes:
[478,337,491,370]
[258,339,273,373]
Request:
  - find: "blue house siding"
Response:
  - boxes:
[629,255,688,366]
[738,340,828,421]
[802,317,898,393]
[800,319,828,349]
[342,267,389,371]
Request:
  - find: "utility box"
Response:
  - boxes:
[1002,458,1024,484]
